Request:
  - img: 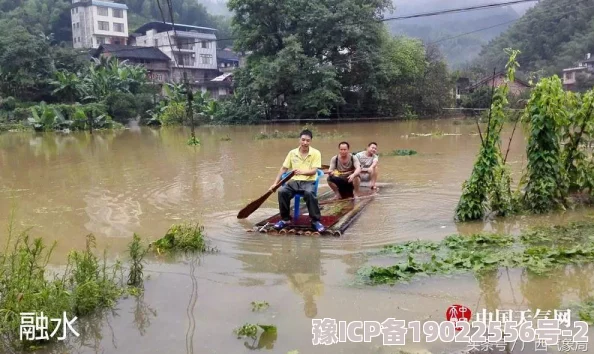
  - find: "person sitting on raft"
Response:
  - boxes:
[355,142,379,190]
[327,141,362,200]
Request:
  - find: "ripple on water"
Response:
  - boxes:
[143,178,184,211]
[200,184,463,255]
[83,187,143,237]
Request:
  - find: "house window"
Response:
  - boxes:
[98,21,109,31]
[97,37,106,45]
[201,41,209,49]
[113,9,123,18]
[200,54,212,64]
[154,39,159,47]
[97,6,108,16]
[114,23,124,32]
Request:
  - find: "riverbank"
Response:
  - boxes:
[0,110,491,134]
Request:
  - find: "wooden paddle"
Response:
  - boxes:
[237,170,296,219]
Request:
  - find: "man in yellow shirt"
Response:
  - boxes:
[269,129,325,232]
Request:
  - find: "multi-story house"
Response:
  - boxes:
[71,0,129,48]
[562,53,594,90]
[93,44,172,83]
[130,22,220,84]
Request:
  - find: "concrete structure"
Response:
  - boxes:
[93,44,172,83]
[216,49,240,73]
[563,53,594,90]
[131,22,220,84]
[198,72,234,99]
[71,0,129,48]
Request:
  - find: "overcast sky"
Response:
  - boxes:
[390,0,536,16]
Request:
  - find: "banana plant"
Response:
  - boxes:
[28,103,68,131]
[50,71,84,103]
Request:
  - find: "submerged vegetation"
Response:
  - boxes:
[253,123,344,140]
[379,149,418,157]
[149,223,217,254]
[360,221,594,285]
[0,228,125,350]
[577,298,594,324]
[0,217,214,351]
[251,301,270,312]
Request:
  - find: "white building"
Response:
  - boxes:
[131,22,220,83]
[71,0,129,48]
[563,53,594,90]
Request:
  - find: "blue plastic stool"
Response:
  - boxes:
[281,169,325,222]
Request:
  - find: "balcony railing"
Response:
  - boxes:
[174,43,194,51]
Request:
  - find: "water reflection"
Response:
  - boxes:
[476,269,502,313]
[132,293,158,337]
[237,237,324,319]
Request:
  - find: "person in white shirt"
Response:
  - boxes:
[354,142,379,190]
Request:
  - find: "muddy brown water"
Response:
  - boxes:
[0,119,593,353]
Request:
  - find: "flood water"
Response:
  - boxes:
[1,119,593,353]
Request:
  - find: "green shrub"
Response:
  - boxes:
[160,101,186,126]
[0,96,16,111]
[106,92,138,123]
[12,107,30,121]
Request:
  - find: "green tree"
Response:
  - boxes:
[226,0,393,120]
[0,22,53,100]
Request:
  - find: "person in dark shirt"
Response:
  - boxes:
[327,141,361,199]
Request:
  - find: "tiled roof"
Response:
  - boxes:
[216,50,239,61]
[95,44,171,61]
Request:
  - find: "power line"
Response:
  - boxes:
[380,0,539,22]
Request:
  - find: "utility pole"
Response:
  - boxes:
[184,71,196,141]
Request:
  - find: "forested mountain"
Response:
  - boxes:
[194,0,533,68]
[386,0,525,68]
[0,0,73,43]
[475,0,594,75]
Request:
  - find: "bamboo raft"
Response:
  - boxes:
[251,186,377,237]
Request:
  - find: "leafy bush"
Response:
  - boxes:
[12,107,30,121]
[106,92,138,124]
[0,96,16,111]
[461,86,492,109]
[160,101,186,126]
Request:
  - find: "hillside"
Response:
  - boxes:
[386,0,524,68]
[475,0,594,75]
